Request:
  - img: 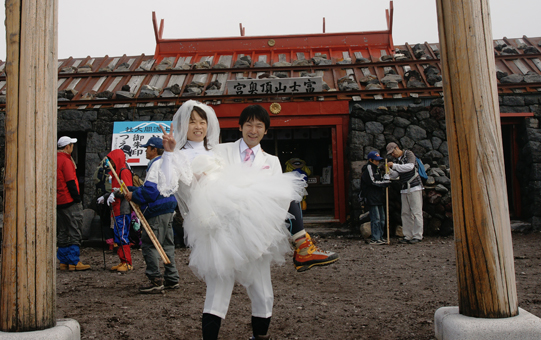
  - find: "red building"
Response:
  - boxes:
[1,2,539,224]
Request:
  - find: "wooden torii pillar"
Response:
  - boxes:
[1,0,58,331]
[436,0,518,317]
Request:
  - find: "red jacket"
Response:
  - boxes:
[57,151,79,205]
[107,149,133,216]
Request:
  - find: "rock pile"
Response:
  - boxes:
[421,162,453,236]
[234,56,252,68]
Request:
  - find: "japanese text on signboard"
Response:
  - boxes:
[112,121,171,166]
[226,77,323,95]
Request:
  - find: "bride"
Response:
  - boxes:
[158,100,305,340]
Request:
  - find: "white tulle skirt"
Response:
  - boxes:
[183,155,306,286]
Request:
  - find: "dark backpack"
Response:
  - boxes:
[93,157,110,196]
[358,186,367,206]
[358,168,369,205]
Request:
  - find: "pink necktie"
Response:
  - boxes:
[244,148,253,163]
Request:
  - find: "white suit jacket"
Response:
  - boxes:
[215,139,282,176]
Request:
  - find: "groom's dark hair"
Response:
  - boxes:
[239,105,271,131]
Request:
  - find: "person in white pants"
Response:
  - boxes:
[386,142,424,244]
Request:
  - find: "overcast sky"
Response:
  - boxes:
[0,0,539,60]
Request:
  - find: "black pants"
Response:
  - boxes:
[288,201,304,236]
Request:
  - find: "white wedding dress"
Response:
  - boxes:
[158,142,306,285]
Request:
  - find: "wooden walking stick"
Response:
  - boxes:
[105,159,171,264]
[385,159,390,245]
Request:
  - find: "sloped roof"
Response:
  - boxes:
[0,14,539,111]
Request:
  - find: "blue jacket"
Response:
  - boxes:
[128,156,177,218]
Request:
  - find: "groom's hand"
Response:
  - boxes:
[160,123,176,152]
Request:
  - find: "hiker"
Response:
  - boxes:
[386,142,424,244]
[97,149,134,271]
[56,136,91,271]
[124,137,180,293]
[360,151,391,245]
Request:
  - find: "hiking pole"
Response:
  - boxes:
[105,159,171,264]
[99,205,107,270]
[385,159,390,245]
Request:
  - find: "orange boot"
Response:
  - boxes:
[293,233,339,272]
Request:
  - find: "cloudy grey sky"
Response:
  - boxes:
[0,0,539,60]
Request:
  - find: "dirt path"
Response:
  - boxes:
[56,232,541,340]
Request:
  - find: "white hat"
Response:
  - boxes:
[58,136,77,148]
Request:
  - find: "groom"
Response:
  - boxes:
[216,105,339,271]
[213,104,339,340]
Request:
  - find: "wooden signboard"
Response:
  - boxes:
[226,77,323,95]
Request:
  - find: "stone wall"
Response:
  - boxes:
[348,99,453,236]
[349,94,541,234]
[73,107,177,208]
[4,107,177,209]
[0,94,540,229]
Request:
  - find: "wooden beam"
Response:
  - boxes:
[1,0,58,331]
[436,0,518,318]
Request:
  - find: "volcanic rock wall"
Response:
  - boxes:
[349,94,541,234]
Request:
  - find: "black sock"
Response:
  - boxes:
[202,313,222,340]
[251,316,271,337]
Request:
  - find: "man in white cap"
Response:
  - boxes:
[57,136,91,271]
[386,142,424,244]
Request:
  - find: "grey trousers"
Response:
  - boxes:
[57,203,83,247]
[141,212,179,283]
[401,190,424,240]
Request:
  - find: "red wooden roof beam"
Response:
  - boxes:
[152,2,395,57]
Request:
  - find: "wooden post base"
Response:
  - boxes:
[435,307,541,340]
[0,319,80,339]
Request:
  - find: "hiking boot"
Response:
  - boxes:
[398,238,410,244]
[69,262,91,271]
[59,263,68,271]
[110,262,123,271]
[409,238,422,244]
[116,263,133,272]
[139,278,164,294]
[293,233,339,272]
[164,281,180,290]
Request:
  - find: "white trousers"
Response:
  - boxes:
[401,190,424,240]
[203,259,273,319]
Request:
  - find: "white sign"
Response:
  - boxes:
[112,121,171,166]
[226,77,322,95]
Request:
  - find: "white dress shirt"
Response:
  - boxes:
[239,138,261,164]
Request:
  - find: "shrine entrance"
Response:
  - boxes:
[216,101,349,223]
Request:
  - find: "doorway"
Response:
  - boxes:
[221,127,335,216]
[500,122,521,218]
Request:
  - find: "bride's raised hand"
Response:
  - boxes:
[160,123,176,152]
